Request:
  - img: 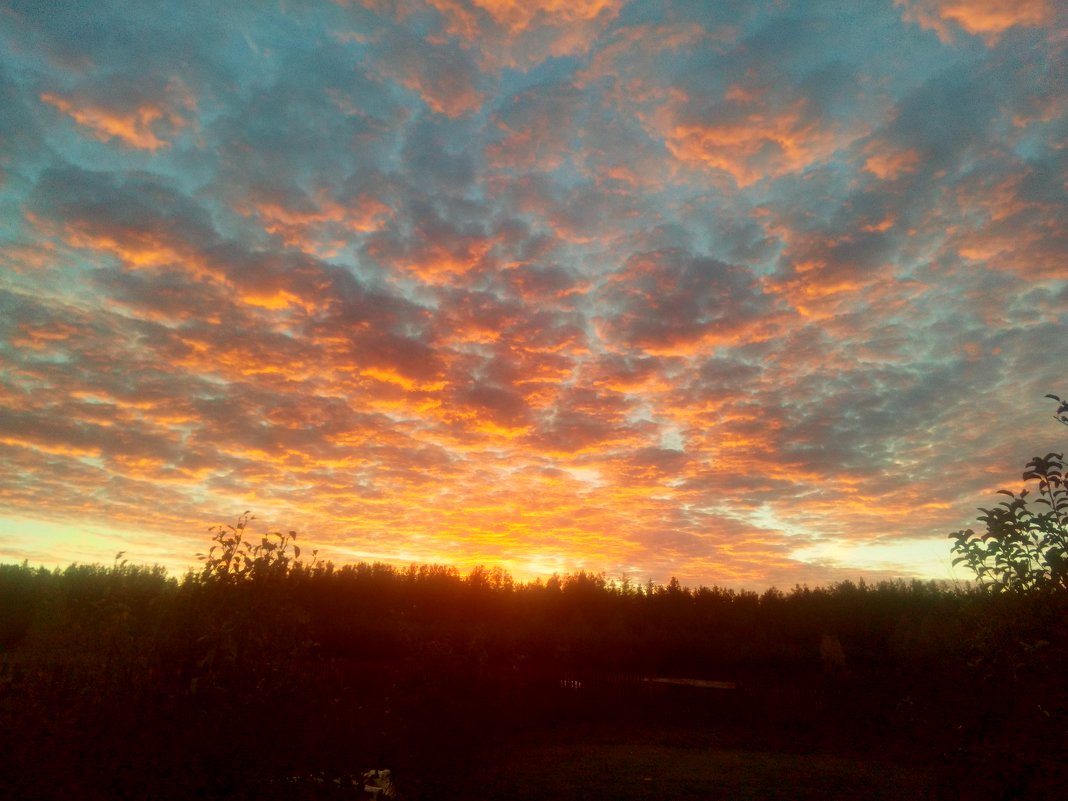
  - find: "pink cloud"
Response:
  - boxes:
[895,0,1054,45]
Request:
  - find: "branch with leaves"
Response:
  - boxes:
[950,396,1068,593]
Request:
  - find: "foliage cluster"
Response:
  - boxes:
[950,395,1068,592]
[198,511,319,583]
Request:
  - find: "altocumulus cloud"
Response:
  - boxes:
[0,0,1066,587]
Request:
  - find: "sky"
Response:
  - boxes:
[0,0,1066,589]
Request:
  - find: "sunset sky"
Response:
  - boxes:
[1,0,1066,588]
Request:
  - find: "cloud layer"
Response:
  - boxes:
[1,0,1066,587]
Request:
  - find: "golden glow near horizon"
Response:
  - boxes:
[0,0,1066,589]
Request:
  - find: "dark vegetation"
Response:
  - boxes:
[1,397,1066,800]
[2,554,1064,799]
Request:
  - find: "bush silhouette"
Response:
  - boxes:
[197,510,318,583]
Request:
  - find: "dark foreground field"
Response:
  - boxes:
[469,722,934,801]
[0,661,951,801]
[1,560,1066,800]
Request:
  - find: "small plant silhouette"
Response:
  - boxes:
[198,511,317,582]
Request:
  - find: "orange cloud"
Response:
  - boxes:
[0,436,101,459]
[240,288,306,311]
[480,0,620,30]
[862,144,922,180]
[953,222,1065,277]
[360,366,447,392]
[391,65,483,117]
[40,219,191,271]
[663,95,860,186]
[375,31,483,116]
[414,0,625,68]
[236,190,392,255]
[895,0,1053,45]
[11,320,83,350]
[39,81,195,150]
[427,0,623,35]
[577,24,715,114]
[924,167,1068,278]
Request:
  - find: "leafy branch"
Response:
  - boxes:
[950,397,1068,593]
